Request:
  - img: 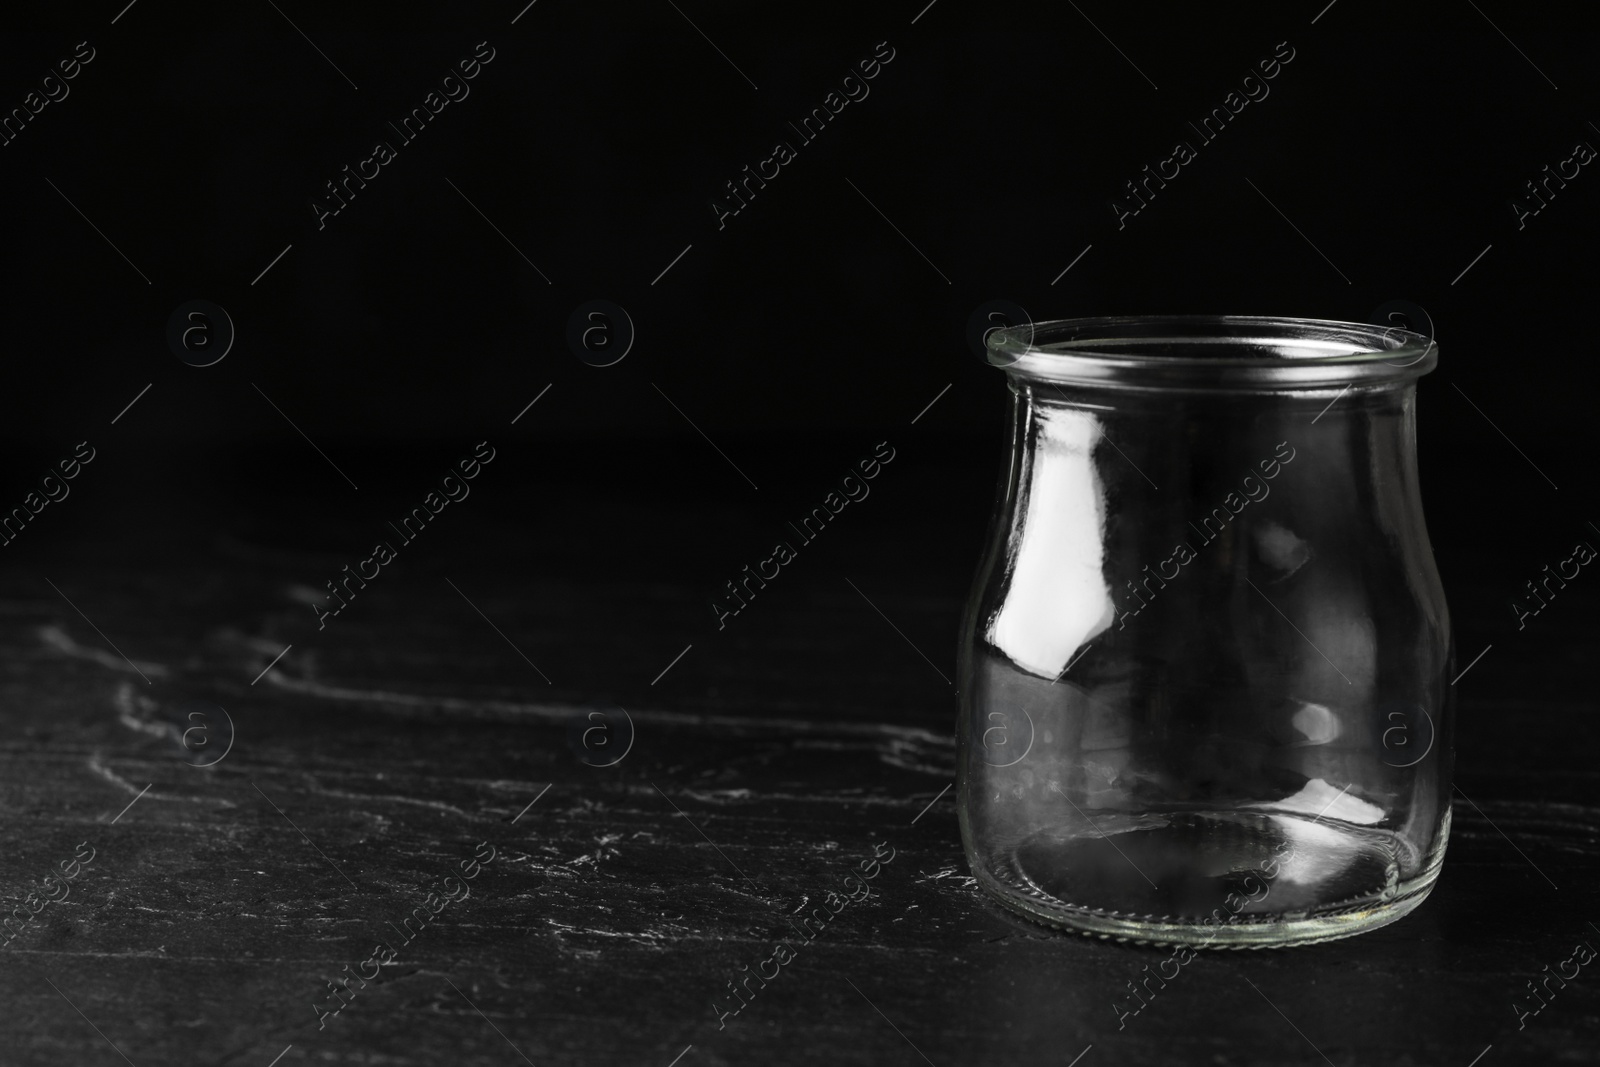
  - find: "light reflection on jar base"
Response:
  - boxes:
[971,806,1450,949]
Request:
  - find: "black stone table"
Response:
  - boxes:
[1,441,1595,1067]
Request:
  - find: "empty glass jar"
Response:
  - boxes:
[957,316,1452,948]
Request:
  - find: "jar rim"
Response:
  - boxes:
[987,315,1437,389]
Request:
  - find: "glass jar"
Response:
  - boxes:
[957,316,1452,948]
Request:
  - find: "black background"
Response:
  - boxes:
[1,1,1595,576]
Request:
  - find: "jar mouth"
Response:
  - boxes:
[988,315,1437,389]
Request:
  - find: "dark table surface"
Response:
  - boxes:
[1,437,1596,1067]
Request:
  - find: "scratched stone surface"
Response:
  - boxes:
[0,441,1597,1067]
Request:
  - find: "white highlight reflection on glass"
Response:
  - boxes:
[987,405,1113,678]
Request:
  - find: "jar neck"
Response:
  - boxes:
[990,316,1437,392]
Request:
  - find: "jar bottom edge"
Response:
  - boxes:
[968,807,1446,949]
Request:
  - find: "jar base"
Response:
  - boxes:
[971,808,1445,949]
